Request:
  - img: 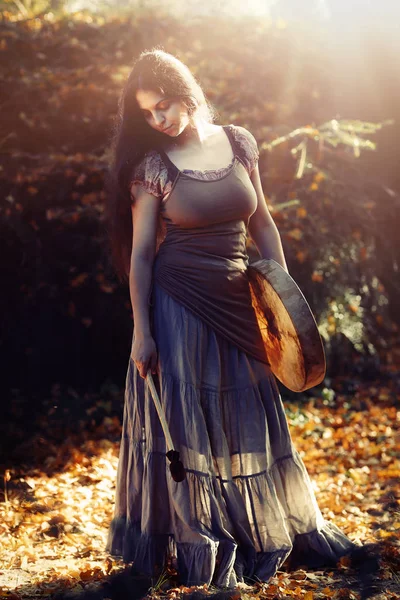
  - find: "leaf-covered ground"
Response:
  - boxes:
[0,375,399,600]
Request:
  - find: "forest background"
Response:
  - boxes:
[0,0,399,598]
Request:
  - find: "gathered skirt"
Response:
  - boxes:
[106,282,356,588]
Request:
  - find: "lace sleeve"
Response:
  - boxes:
[231,125,260,175]
[130,151,165,200]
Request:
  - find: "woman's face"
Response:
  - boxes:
[135,89,190,136]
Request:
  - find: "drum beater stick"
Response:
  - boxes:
[146,370,186,482]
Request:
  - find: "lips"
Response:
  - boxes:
[162,125,172,132]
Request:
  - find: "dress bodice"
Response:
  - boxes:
[157,126,258,228]
[129,123,260,205]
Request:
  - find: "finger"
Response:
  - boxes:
[151,354,158,374]
[135,361,145,378]
[142,359,150,379]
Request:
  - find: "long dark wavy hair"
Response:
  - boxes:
[104,47,218,284]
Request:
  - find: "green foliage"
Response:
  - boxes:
[264,119,394,175]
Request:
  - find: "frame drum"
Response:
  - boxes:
[247,258,326,392]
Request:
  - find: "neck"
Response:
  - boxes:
[169,118,211,150]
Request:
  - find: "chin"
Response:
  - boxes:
[169,124,180,136]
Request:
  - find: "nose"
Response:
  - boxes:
[154,112,165,127]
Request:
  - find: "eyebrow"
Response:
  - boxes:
[139,97,172,112]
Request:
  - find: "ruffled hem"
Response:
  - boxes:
[106,516,357,588]
[287,521,358,570]
[106,518,236,588]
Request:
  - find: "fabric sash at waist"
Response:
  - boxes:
[152,244,270,366]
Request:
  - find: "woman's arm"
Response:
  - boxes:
[129,183,161,377]
[248,164,289,273]
[129,182,161,336]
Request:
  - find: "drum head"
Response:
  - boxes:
[247,259,326,392]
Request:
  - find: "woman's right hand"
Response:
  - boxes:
[131,334,158,379]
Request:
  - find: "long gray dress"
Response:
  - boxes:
[106,125,357,588]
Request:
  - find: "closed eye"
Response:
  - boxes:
[143,103,170,116]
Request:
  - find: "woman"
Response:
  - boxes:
[105,48,357,589]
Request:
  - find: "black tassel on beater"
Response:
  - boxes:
[146,370,186,482]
